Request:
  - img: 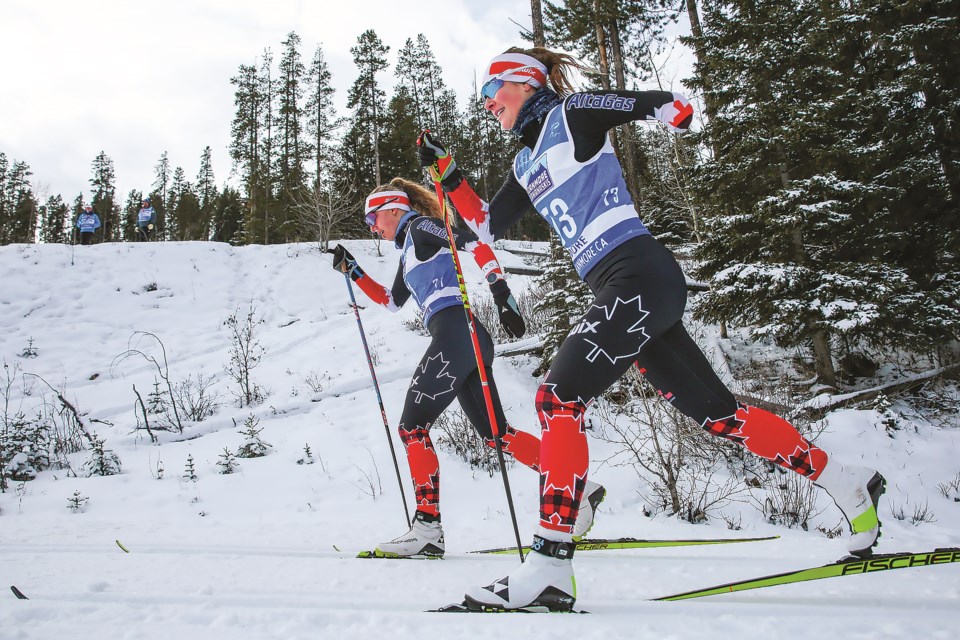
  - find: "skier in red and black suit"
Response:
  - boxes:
[329,177,605,558]
[417,47,885,610]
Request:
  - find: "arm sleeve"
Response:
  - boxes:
[446,171,532,243]
[564,90,693,160]
[353,263,406,312]
[466,240,505,285]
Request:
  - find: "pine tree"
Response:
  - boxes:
[183,453,198,481]
[152,151,172,240]
[271,32,309,242]
[346,30,390,191]
[305,44,338,189]
[229,62,268,244]
[39,194,69,244]
[196,146,217,240]
[689,0,959,385]
[210,186,244,244]
[259,48,278,243]
[89,151,119,242]
[122,190,143,242]
[0,157,38,244]
[216,447,238,474]
[380,86,421,182]
[236,414,271,458]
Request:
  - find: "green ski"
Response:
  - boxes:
[470,535,780,555]
[655,547,960,601]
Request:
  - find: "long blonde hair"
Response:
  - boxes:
[368,177,443,219]
[505,46,583,98]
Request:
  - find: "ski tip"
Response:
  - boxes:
[10,585,28,600]
[115,539,130,553]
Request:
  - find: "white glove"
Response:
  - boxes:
[653,92,693,132]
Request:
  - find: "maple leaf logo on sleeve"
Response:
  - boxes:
[409,353,457,404]
[576,294,651,365]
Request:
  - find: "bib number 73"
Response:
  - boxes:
[540,198,577,239]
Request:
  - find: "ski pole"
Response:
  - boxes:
[426,153,525,563]
[331,257,412,527]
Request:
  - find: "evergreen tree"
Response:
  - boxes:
[122,190,143,242]
[229,62,267,244]
[380,85,421,182]
[39,194,69,244]
[196,145,218,239]
[210,186,244,244]
[395,35,457,139]
[275,32,308,241]
[152,151,172,240]
[167,167,204,240]
[0,156,38,244]
[689,1,959,386]
[70,193,84,243]
[305,44,338,189]
[346,30,390,192]
[89,151,119,242]
[259,48,278,243]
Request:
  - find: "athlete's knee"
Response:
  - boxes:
[398,423,431,446]
[535,381,589,419]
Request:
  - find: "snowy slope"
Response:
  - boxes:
[1,241,958,640]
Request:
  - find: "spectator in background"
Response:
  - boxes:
[137,197,156,241]
[76,205,101,245]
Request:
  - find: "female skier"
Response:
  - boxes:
[417,47,885,609]
[330,177,605,558]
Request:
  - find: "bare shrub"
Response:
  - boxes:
[470,284,549,342]
[172,373,221,422]
[113,332,184,432]
[890,495,937,525]
[758,469,822,530]
[594,368,748,523]
[224,303,266,407]
[432,407,513,477]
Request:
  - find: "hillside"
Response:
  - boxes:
[1,241,958,639]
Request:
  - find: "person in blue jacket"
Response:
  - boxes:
[76,204,101,245]
[137,197,156,241]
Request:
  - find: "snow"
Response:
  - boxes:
[1,240,958,639]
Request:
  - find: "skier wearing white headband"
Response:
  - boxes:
[418,46,884,612]
[330,177,605,558]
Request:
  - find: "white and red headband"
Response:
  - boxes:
[482,53,548,89]
[364,190,411,215]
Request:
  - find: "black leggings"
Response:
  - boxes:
[398,306,507,437]
[547,234,737,426]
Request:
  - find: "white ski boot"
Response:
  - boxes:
[572,480,606,541]
[373,512,444,558]
[814,460,886,557]
[464,535,577,612]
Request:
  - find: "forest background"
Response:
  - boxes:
[1,0,957,388]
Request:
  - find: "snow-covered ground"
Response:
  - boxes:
[1,240,958,639]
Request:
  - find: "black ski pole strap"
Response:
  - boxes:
[531,535,576,560]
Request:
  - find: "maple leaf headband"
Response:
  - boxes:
[482,53,548,89]
[365,191,411,215]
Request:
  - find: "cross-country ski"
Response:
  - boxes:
[655,548,960,601]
